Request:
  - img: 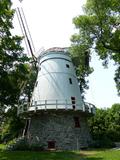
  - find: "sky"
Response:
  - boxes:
[12,0,119,108]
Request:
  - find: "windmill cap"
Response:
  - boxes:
[38,47,70,62]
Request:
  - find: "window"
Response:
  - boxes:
[71,97,75,100]
[69,78,72,84]
[74,117,80,128]
[71,97,76,109]
[48,141,55,149]
[66,64,70,68]
[72,105,75,109]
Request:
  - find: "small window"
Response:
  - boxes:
[66,64,70,68]
[72,101,75,104]
[48,141,55,149]
[71,97,75,100]
[72,105,75,109]
[74,117,80,128]
[69,78,72,84]
[71,97,76,109]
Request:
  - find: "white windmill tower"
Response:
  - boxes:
[16,2,96,150]
[30,47,84,111]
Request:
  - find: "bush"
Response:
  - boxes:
[88,104,120,143]
[89,137,115,148]
[6,137,44,151]
[29,143,45,151]
[6,137,29,151]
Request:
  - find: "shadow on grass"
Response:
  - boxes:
[83,158,103,160]
[0,150,104,160]
[76,151,103,160]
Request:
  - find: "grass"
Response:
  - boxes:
[80,149,120,160]
[0,144,120,160]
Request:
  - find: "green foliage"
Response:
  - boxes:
[5,137,44,151]
[6,137,29,151]
[0,144,6,151]
[88,103,120,147]
[71,0,120,95]
[0,0,37,141]
[70,48,93,96]
[90,137,115,148]
[0,107,25,142]
[105,104,120,141]
[21,65,37,103]
[88,108,107,140]
[0,0,30,113]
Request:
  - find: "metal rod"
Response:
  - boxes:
[16,8,30,56]
[21,7,36,53]
[17,7,37,63]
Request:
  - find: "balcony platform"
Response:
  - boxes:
[18,99,96,116]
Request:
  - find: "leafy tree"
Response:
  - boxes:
[0,107,25,142]
[105,103,120,141]
[88,103,120,145]
[19,65,37,109]
[0,0,30,112]
[70,49,93,96]
[88,108,107,140]
[71,0,120,95]
[0,0,38,141]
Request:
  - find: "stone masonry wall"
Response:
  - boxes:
[27,111,92,150]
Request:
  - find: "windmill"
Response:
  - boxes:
[15,1,96,150]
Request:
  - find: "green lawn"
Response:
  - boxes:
[0,145,120,160]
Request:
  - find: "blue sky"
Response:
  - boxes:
[85,54,119,108]
[12,0,119,108]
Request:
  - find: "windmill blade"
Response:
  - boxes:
[15,7,37,66]
[16,8,30,56]
[21,7,36,53]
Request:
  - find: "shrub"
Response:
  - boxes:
[89,137,115,148]
[30,143,45,151]
[6,137,45,151]
[6,137,29,151]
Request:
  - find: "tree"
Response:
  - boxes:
[88,108,107,140]
[105,103,120,141]
[0,0,30,112]
[71,0,120,95]
[0,107,25,142]
[88,103,120,147]
[0,0,38,141]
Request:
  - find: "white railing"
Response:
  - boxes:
[30,99,80,110]
[83,102,96,114]
[18,99,96,115]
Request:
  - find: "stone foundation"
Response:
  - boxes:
[27,110,92,150]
